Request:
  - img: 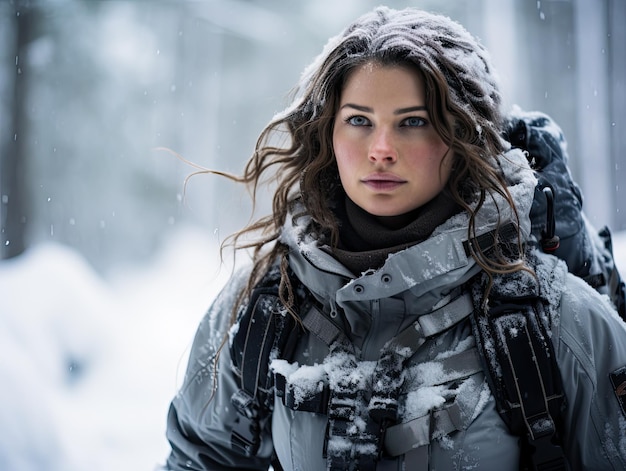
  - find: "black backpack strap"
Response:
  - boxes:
[597,226,626,320]
[471,292,569,471]
[229,266,305,456]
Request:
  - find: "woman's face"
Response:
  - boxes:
[332,62,452,218]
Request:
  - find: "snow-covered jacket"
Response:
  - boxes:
[164,149,626,470]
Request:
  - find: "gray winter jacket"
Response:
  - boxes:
[164,149,626,470]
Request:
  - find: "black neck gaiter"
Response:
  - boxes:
[330,192,461,275]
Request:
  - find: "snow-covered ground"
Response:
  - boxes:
[1,227,625,471]
[0,227,233,471]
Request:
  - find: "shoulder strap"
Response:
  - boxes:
[470,278,570,471]
[596,226,626,320]
[229,265,305,456]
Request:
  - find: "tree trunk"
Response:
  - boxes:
[1,3,35,259]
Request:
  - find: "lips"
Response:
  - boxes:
[361,173,407,191]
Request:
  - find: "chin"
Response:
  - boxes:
[366,207,412,218]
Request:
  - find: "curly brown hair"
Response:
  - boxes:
[211,6,525,317]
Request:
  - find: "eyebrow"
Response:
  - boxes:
[339,103,427,115]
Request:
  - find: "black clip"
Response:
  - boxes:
[526,430,569,471]
[230,389,261,456]
[540,185,560,252]
[231,415,261,456]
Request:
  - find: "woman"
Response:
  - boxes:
[164,6,626,471]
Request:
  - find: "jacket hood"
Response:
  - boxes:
[280,148,536,313]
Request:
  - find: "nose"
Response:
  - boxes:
[369,128,397,163]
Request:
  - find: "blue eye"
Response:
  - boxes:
[346,115,370,126]
[403,116,427,127]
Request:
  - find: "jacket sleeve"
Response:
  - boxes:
[164,269,275,471]
[556,273,626,470]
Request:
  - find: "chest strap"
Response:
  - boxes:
[275,292,476,470]
[276,293,474,412]
[384,402,463,457]
[276,345,482,414]
[301,292,474,350]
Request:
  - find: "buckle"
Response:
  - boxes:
[526,432,568,471]
[231,415,260,456]
[230,389,261,456]
[231,389,258,419]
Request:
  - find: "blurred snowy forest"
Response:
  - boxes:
[1,0,625,271]
[0,1,625,470]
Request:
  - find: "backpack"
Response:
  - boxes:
[228,110,626,471]
[505,108,625,319]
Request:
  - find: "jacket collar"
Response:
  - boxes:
[280,148,536,302]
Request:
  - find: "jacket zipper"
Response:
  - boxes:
[361,298,381,359]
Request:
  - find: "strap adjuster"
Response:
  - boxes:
[231,389,258,419]
[230,389,261,456]
[526,432,569,471]
[231,415,261,456]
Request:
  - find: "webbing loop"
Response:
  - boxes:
[384,402,463,457]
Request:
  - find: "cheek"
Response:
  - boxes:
[429,140,452,181]
[410,142,451,177]
[333,132,359,170]
[332,134,347,185]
